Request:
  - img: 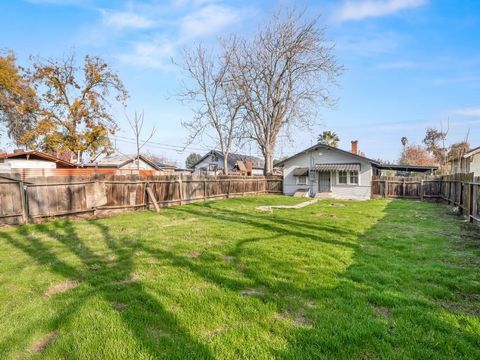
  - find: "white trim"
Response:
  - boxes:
[296,175,308,185]
[336,170,360,186]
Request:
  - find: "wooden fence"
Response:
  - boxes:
[372,174,480,223]
[0,175,283,225]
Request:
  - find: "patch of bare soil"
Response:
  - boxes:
[274,311,313,326]
[188,251,201,258]
[371,304,392,320]
[31,332,58,353]
[112,274,139,286]
[205,327,227,338]
[318,213,337,218]
[44,280,78,297]
[240,287,267,297]
[224,255,235,262]
[112,302,129,312]
[330,203,345,207]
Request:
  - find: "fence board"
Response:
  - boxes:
[372,174,479,223]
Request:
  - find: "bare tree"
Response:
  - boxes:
[178,43,244,175]
[230,10,343,174]
[126,111,156,170]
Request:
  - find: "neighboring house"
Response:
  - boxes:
[192,150,265,176]
[0,150,76,171]
[276,141,437,200]
[85,154,161,171]
[448,146,480,176]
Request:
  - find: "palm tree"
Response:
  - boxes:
[401,136,408,151]
[317,131,340,147]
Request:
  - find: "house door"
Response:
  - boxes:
[318,171,331,192]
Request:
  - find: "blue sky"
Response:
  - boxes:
[1,0,479,165]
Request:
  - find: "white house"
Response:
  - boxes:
[192,150,265,176]
[276,141,380,200]
[448,146,480,177]
[0,150,76,170]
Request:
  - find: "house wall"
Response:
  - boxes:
[469,153,480,176]
[282,148,373,199]
[194,156,230,172]
[1,159,57,169]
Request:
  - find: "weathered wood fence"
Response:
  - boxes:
[372,174,480,223]
[0,175,283,225]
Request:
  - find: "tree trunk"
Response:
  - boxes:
[223,154,229,175]
[263,148,274,175]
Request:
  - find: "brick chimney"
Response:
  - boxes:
[351,140,358,155]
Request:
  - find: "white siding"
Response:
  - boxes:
[3,159,57,169]
[282,148,372,200]
[469,153,480,176]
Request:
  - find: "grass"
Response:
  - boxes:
[0,195,479,359]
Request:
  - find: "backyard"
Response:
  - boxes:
[0,195,479,359]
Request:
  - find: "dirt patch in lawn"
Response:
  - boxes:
[275,311,313,326]
[44,280,78,297]
[112,302,129,312]
[112,274,139,286]
[31,332,58,354]
[240,287,267,297]
[224,255,235,262]
[188,251,201,258]
[371,304,392,320]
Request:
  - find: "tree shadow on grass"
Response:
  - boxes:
[1,199,478,359]
[0,220,214,359]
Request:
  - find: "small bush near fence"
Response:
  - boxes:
[0,175,283,225]
[372,174,480,223]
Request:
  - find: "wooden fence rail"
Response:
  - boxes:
[0,175,283,225]
[372,174,480,223]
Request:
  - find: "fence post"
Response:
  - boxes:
[19,181,28,225]
[203,180,207,200]
[420,180,424,201]
[384,180,388,198]
[227,180,231,198]
[472,184,478,223]
[178,177,184,205]
[468,183,474,223]
[402,178,406,198]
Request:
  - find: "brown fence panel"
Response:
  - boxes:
[0,174,283,225]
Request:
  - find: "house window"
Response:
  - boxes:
[338,170,359,185]
[209,164,217,172]
[297,175,308,185]
[350,171,359,184]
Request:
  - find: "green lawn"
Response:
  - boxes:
[0,196,479,359]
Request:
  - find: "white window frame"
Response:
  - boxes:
[336,170,360,186]
[296,175,308,185]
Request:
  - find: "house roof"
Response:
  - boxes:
[85,154,161,170]
[373,164,438,172]
[0,150,76,168]
[155,162,176,169]
[464,146,480,158]
[275,143,380,167]
[292,167,309,176]
[193,150,265,169]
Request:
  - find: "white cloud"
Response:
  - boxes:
[454,107,480,117]
[334,0,427,22]
[102,10,155,29]
[180,4,240,39]
[117,37,177,69]
[116,2,243,69]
